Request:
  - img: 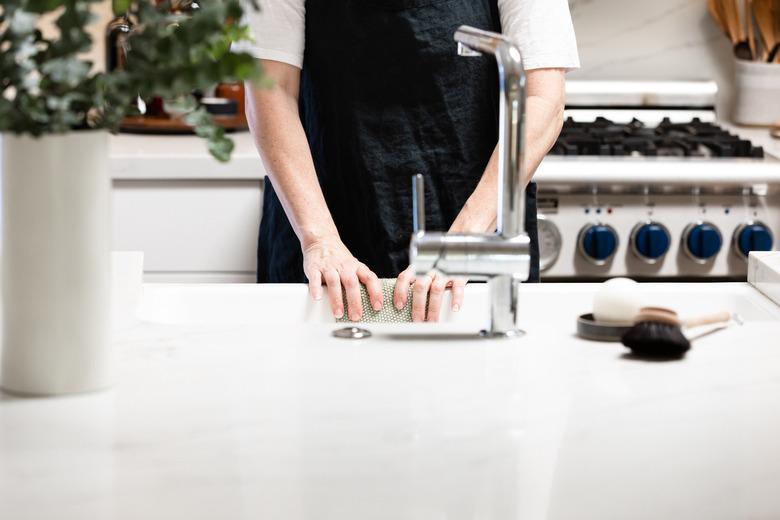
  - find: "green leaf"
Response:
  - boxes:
[9,11,36,34]
[208,136,234,163]
[0,0,266,161]
[41,58,90,86]
[163,95,198,117]
[112,0,131,15]
[24,0,66,14]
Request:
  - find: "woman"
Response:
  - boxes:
[243,0,579,322]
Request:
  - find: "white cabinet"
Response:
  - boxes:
[110,133,265,283]
[112,180,262,282]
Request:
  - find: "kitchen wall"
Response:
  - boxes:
[41,1,735,114]
[39,1,113,72]
[567,0,736,116]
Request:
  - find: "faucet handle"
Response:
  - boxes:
[412,174,426,234]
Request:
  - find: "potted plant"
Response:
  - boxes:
[0,0,264,395]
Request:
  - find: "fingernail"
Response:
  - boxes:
[335,308,344,319]
[395,300,404,310]
[351,312,361,321]
[314,293,322,301]
[452,304,460,312]
[372,300,383,311]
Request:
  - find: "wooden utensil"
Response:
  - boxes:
[773,0,780,61]
[745,0,758,59]
[717,0,754,59]
[753,0,778,60]
[775,0,780,59]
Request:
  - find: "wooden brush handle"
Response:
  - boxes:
[721,0,744,43]
[746,0,757,58]
[753,0,777,60]
[683,311,733,328]
[635,307,680,326]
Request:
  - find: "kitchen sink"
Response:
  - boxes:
[138,283,491,331]
[137,282,780,329]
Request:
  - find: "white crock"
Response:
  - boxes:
[733,59,780,126]
[1,131,112,395]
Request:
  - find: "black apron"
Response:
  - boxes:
[257,0,540,283]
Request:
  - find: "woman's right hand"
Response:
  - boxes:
[303,237,384,321]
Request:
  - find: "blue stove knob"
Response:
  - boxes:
[631,222,671,263]
[734,222,774,259]
[683,222,722,263]
[578,224,618,265]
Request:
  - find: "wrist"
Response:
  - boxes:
[450,199,496,234]
[300,225,340,251]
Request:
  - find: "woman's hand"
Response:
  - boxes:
[303,237,384,321]
[393,267,466,322]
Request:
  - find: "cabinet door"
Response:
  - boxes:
[112,180,261,281]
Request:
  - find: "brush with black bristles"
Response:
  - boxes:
[621,307,735,358]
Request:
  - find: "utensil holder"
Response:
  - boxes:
[733,58,780,126]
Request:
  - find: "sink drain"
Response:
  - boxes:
[332,327,372,340]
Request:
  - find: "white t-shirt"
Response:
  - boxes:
[240,0,580,71]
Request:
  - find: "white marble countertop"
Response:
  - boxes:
[2,282,780,519]
[109,131,263,180]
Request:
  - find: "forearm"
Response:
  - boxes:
[245,63,339,250]
[450,69,566,234]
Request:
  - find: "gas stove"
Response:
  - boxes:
[552,117,765,158]
[534,81,780,281]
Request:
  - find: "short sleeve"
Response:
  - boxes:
[233,0,306,69]
[498,0,580,71]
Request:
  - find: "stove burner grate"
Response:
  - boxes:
[550,117,765,158]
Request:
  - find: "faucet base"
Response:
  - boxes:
[479,328,526,339]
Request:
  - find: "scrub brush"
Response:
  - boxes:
[621,307,738,358]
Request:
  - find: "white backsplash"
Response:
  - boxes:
[568,0,737,117]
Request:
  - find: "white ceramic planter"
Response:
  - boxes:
[733,59,780,126]
[1,132,112,395]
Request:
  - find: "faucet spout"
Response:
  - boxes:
[408,25,530,337]
[454,25,527,238]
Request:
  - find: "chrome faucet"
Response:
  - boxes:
[409,25,530,337]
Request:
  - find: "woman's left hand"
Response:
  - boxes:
[393,267,466,322]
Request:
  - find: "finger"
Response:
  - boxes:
[307,269,323,301]
[411,274,432,323]
[358,264,383,311]
[394,268,415,310]
[341,270,363,321]
[426,275,448,322]
[451,278,466,312]
[323,269,344,319]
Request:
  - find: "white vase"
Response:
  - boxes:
[1,132,112,395]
